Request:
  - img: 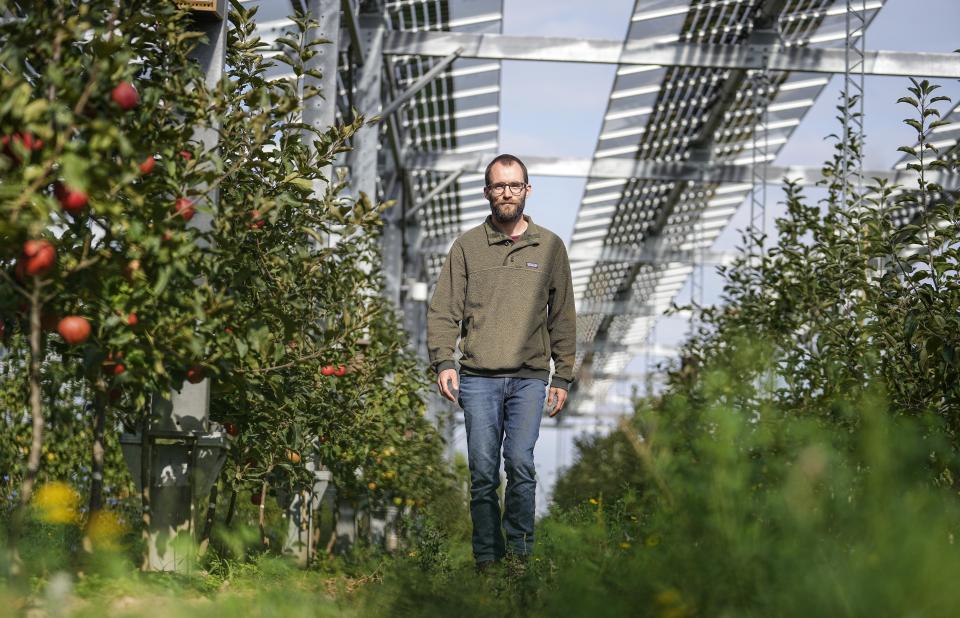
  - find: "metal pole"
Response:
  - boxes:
[302,0,341,199]
[350,15,384,202]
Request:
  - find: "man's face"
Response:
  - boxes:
[484,162,530,224]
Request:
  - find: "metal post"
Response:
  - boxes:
[334,499,358,553]
[350,15,383,204]
[119,4,230,573]
[842,0,867,254]
[303,0,341,199]
[282,462,332,566]
[749,71,770,262]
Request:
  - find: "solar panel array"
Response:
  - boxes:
[570,0,885,411]
[249,0,501,263]
[384,0,503,281]
[240,0,960,417]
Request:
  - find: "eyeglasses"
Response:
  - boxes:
[485,182,528,196]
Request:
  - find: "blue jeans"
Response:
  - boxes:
[458,375,547,562]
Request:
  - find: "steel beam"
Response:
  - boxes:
[569,244,735,265]
[576,341,679,356]
[576,301,682,317]
[381,30,960,79]
[404,151,920,185]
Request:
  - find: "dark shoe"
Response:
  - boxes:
[504,552,529,576]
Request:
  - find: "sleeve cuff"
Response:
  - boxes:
[435,360,457,375]
[550,376,571,390]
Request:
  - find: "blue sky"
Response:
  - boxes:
[455,0,960,512]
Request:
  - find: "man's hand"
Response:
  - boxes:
[547,387,568,417]
[438,368,459,403]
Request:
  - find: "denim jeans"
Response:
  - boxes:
[457,375,547,562]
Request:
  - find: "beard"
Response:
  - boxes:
[490,194,526,224]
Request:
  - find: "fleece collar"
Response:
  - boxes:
[483,214,541,245]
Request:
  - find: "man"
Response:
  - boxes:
[426,153,577,572]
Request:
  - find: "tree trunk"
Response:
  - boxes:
[258,479,269,547]
[224,487,238,528]
[88,385,107,513]
[9,284,46,574]
[197,482,219,556]
[21,285,45,507]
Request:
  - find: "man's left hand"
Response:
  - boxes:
[547,387,567,417]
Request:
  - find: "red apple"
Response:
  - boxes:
[112,363,126,376]
[321,365,335,377]
[224,422,239,437]
[57,316,91,345]
[173,197,194,221]
[126,312,138,326]
[54,182,89,215]
[250,491,263,506]
[249,210,265,229]
[333,365,347,377]
[111,81,139,110]
[2,132,44,161]
[139,155,156,174]
[19,240,56,277]
[178,150,192,161]
[186,365,204,384]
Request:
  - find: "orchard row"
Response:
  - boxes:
[0,2,454,549]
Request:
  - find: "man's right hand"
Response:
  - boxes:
[437,369,459,403]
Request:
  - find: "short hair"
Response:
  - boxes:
[484,154,529,186]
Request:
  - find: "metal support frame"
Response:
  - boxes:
[568,0,791,400]
[378,47,464,119]
[405,169,463,220]
[380,30,960,79]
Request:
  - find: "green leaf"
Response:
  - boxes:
[60,153,90,191]
[291,177,314,191]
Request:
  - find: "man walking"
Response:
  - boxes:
[426,153,577,572]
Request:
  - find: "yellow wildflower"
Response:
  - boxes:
[85,511,128,551]
[34,482,80,525]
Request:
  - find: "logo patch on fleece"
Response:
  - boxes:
[526,262,539,269]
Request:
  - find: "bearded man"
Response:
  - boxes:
[426,153,577,572]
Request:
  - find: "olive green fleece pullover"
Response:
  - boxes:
[427,214,577,390]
